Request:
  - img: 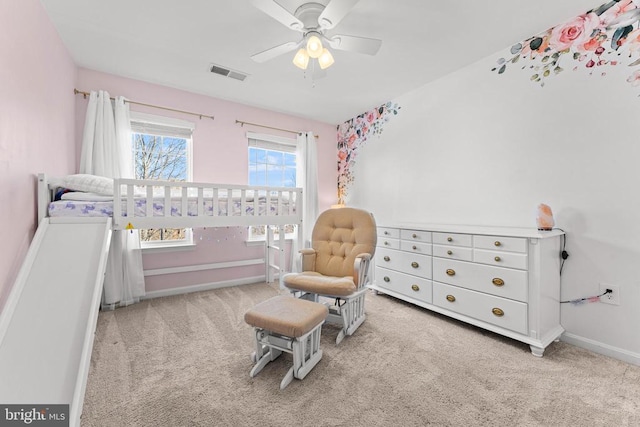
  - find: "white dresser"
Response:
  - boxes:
[371,224,565,356]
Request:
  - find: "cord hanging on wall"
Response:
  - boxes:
[560,289,611,305]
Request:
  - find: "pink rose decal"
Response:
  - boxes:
[492,0,640,92]
[549,13,601,52]
[337,102,400,203]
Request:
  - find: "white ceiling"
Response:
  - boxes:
[40,0,598,124]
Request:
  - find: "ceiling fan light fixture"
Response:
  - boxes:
[318,48,334,69]
[252,0,382,73]
[292,48,310,69]
[306,34,323,58]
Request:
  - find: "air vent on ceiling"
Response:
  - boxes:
[209,64,248,81]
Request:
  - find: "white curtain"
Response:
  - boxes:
[80,91,145,306]
[292,131,319,272]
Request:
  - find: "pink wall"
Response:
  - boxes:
[0,0,337,302]
[0,0,77,310]
[76,69,337,292]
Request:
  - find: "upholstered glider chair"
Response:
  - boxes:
[282,207,377,344]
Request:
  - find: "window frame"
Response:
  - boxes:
[246,131,298,242]
[130,111,195,251]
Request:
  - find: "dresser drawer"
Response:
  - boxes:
[474,235,527,253]
[378,237,400,250]
[473,249,528,270]
[432,244,473,261]
[378,227,400,239]
[433,258,528,302]
[375,267,432,304]
[376,247,431,278]
[375,247,403,272]
[400,240,432,255]
[433,282,528,335]
[432,232,472,247]
[400,229,432,243]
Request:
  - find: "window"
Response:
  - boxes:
[247,132,297,240]
[130,112,194,248]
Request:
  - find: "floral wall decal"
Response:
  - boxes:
[492,0,640,88]
[337,102,401,203]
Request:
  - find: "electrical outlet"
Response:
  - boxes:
[599,283,620,305]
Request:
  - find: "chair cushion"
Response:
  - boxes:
[282,271,357,297]
[311,207,377,285]
[244,295,328,338]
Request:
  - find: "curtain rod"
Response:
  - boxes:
[74,89,215,120]
[235,119,319,138]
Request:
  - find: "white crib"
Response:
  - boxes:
[0,173,304,426]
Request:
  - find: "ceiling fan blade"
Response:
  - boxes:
[327,35,382,55]
[251,41,300,63]
[251,0,304,31]
[318,0,361,30]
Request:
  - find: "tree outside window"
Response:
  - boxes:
[134,134,187,181]
[132,131,190,243]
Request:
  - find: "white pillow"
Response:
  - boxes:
[60,191,114,201]
[63,174,114,196]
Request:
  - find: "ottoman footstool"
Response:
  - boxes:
[244,295,328,389]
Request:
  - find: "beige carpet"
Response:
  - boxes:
[81,283,639,426]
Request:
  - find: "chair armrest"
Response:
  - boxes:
[353,253,373,288]
[300,248,317,272]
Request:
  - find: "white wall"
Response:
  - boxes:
[346,39,640,364]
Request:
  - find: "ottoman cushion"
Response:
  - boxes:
[244,296,328,338]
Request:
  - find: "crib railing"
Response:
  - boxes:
[112,178,303,230]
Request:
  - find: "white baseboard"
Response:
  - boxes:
[143,258,264,277]
[142,276,270,300]
[561,332,640,366]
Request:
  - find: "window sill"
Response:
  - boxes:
[141,241,196,254]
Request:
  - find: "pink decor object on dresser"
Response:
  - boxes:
[536,203,555,231]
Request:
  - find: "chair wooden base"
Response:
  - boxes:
[297,287,367,344]
[248,324,324,389]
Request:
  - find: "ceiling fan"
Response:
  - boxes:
[250,0,382,70]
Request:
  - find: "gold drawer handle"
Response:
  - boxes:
[494,241,501,247]
[447,250,453,255]
[446,294,456,302]
[412,233,418,238]
[383,256,390,262]
[411,262,419,268]
[446,269,456,276]
[492,278,505,287]
[494,256,501,262]
[447,237,453,242]
[412,245,417,250]
[492,308,504,317]
[411,284,420,292]
[383,276,390,282]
